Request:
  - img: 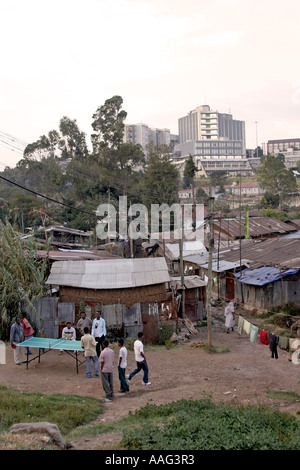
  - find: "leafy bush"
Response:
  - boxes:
[157,324,174,345]
[121,399,300,450]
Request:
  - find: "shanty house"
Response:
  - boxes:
[199,260,244,301]
[45,258,171,342]
[217,238,300,309]
[169,275,207,321]
[235,266,300,310]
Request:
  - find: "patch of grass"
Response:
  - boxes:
[70,397,300,451]
[120,399,300,450]
[266,390,300,403]
[0,385,103,435]
[202,344,230,353]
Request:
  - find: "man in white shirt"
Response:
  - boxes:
[127,332,151,386]
[91,311,106,357]
[118,338,129,393]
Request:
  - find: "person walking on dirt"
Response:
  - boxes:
[127,332,151,386]
[118,338,129,393]
[99,339,115,402]
[224,301,235,334]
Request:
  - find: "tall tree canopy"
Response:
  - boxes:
[141,143,180,208]
[256,155,297,208]
[91,95,145,196]
[183,154,197,189]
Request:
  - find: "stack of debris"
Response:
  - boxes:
[171,318,198,343]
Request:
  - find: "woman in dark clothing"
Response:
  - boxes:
[268,332,279,359]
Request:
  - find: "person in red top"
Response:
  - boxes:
[21,312,34,355]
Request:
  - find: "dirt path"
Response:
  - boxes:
[1,308,299,449]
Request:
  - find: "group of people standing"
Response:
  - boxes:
[10,310,151,403]
[77,311,151,403]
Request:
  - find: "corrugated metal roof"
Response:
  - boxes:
[213,217,296,239]
[170,275,207,289]
[164,240,206,260]
[235,266,298,286]
[37,250,121,261]
[45,258,171,289]
[218,238,300,270]
[200,260,243,272]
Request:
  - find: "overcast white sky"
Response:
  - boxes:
[1,0,300,168]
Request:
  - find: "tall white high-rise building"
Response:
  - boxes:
[178,105,246,156]
[175,105,250,175]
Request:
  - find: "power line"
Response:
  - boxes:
[0,130,27,155]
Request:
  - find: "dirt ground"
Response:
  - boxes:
[1,307,299,450]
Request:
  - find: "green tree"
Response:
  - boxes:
[141,143,180,208]
[0,221,48,340]
[183,154,197,190]
[59,116,88,160]
[209,170,227,193]
[261,191,280,209]
[22,117,88,162]
[91,95,145,196]
[195,187,209,204]
[91,95,127,153]
[256,155,297,209]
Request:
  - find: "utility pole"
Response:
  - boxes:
[179,204,185,317]
[206,194,214,347]
[255,121,259,158]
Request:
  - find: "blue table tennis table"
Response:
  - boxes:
[18,337,85,374]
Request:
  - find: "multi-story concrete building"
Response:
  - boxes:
[178,104,246,155]
[267,138,300,155]
[124,123,179,156]
[174,105,250,175]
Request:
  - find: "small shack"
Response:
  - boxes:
[169,275,207,321]
[45,257,171,342]
[235,266,300,310]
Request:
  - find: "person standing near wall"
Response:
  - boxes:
[10,316,24,365]
[21,312,34,354]
[92,310,106,357]
[76,311,92,338]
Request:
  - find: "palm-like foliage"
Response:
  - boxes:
[0,221,48,340]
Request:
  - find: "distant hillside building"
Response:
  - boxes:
[267,138,300,155]
[124,123,179,156]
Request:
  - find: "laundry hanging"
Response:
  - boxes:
[243,319,251,335]
[250,324,259,343]
[278,336,289,351]
[260,329,269,345]
[237,315,244,335]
